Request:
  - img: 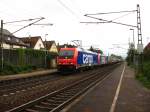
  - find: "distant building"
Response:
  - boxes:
[43,41,58,68]
[0,29,27,49]
[57,44,77,51]
[144,42,150,51]
[44,41,58,53]
[21,36,45,49]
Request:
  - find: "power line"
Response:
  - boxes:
[86,10,137,15]
[5,23,53,27]
[80,12,135,25]
[110,11,135,22]
[83,15,137,27]
[12,17,45,34]
[33,23,53,26]
[4,17,43,24]
[57,0,79,19]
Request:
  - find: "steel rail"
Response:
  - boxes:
[6,64,120,112]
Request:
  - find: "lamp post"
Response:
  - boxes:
[130,28,135,48]
[45,34,48,68]
[130,28,135,66]
[1,20,4,70]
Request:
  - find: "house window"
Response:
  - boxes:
[39,44,41,48]
[16,38,19,42]
[7,37,11,40]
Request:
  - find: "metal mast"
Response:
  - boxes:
[136,4,143,73]
[137,4,142,45]
[137,4,143,53]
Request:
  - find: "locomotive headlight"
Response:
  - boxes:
[69,62,73,64]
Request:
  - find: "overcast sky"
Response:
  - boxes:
[0,0,149,57]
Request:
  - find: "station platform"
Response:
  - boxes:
[0,69,57,81]
[61,63,150,112]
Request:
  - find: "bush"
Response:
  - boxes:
[137,74,150,89]
[143,61,150,80]
[0,62,33,75]
[136,61,150,89]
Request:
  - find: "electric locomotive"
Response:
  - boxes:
[57,47,99,71]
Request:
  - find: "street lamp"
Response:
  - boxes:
[45,34,48,68]
[130,28,135,66]
[130,28,136,68]
[130,28,135,48]
[1,20,4,70]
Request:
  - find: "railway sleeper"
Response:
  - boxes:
[50,96,68,101]
[25,108,39,112]
[47,99,64,104]
[33,105,52,111]
[40,102,59,108]
[64,90,78,94]
[62,91,77,95]
[55,94,71,98]
[58,94,73,98]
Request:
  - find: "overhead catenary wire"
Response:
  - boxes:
[86,10,137,15]
[57,0,80,19]
[80,12,135,25]
[12,17,45,34]
[4,17,44,24]
[110,11,135,22]
[83,14,137,28]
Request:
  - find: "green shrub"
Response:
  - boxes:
[143,61,150,80]
[137,74,150,89]
[136,61,150,89]
[0,62,33,75]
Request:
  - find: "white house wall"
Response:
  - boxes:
[3,42,26,49]
[50,43,58,53]
[34,38,45,49]
[13,45,21,49]
[3,43,10,49]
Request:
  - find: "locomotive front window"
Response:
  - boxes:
[59,50,74,58]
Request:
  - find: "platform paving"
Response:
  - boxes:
[62,63,150,112]
[0,69,57,81]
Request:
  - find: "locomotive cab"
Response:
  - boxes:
[57,48,78,71]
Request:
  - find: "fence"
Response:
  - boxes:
[0,48,58,70]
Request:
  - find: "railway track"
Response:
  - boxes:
[0,69,100,96]
[6,64,119,112]
[0,72,62,96]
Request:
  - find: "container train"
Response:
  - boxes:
[57,47,114,72]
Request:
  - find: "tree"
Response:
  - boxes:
[126,46,136,65]
[89,46,103,54]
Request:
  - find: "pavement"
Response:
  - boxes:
[0,69,57,81]
[61,63,150,112]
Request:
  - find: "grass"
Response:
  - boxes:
[136,74,150,89]
[136,61,150,89]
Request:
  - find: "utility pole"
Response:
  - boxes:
[130,28,135,65]
[45,34,48,68]
[137,4,143,73]
[1,20,4,70]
